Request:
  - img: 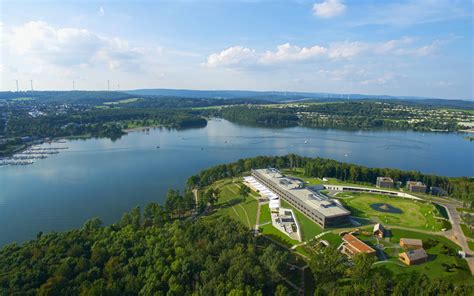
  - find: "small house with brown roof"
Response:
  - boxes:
[399,248,428,265]
[340,233,376,257]
[400,238,423,250]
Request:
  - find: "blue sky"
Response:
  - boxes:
[0,0,472,100]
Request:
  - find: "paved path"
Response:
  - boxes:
[254,202,262,234]
[439,202,474,275]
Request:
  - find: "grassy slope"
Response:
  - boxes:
[468,241,474,252]
[373,229,471,284]
[461,224,474,239]
[206,179,258,229]
[339,193,444,231]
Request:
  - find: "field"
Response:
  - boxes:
[457,207,474,214]
[318,232,343,247]
[103,98,141,105]
[468,241,474,251]
[11,97,34,101]
[205,178,258,229]
[461,224,474,239]
[369,229,472,283]
[339,192,445,231]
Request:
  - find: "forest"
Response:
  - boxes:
[216,102,471,131]
[2,108,207,142]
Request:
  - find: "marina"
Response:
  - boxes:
[0,145,68,166]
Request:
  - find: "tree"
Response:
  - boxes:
[309,245,348,283]
[83,217,103,232]
[239,184,251,201]
[346,253,376,283]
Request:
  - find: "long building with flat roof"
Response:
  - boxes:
[251,168,350,228]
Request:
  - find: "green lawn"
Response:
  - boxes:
[259,204,271,224]
[11,97,34,101]
[457,207,474,214]
[361,228,472,284]
[340,193,444,231]
[468,241,474,252]
[260,223,300,247]
[208,179,258,229]
[318,232,343,247]
[103,98,141,105]
[461,224,474,239]
[377,229,472,283]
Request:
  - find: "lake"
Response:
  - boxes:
[0,119,472,246]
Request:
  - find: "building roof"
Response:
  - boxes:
[407,181,426,187]
[377,177,394,182]
[253,169,350,218]
[269,199,280,209]
[342,233,376,254]
[403,248,428,261]
[373,223,385,233]
[400,238,423,246]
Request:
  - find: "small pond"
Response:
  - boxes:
[370,203,403,214]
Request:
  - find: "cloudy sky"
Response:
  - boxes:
[0,0,472,100]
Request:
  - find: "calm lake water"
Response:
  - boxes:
[1,119,473,246]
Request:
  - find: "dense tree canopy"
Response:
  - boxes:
[0,214,290,295]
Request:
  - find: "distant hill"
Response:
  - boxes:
[1,89,472,110]
[125,88,432,101]
[126,89,474,109]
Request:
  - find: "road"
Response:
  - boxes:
[438,201,474,274]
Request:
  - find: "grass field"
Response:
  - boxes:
[371,229,471,284]
[103,98,141,105]
[339,193,444,231]
[11,97,34,101]
[468,241,474,251]
[207,179,258,229]
[318,232,343,247]
[461,224,474,239]
[457,207,474,214]
[259,204,271,224]
[260,223,300,247]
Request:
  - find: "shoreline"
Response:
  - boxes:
[122,125,163,133]
[459,128,474,134]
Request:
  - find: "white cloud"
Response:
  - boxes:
[260,43,327,64]
[327,41,368,59]
[204,37,442,69]
[99,6,105,16]
[205,46,257,68]
[4,21,147,70]
[312,0,346,18]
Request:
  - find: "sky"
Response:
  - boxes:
[0,0,472,100]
